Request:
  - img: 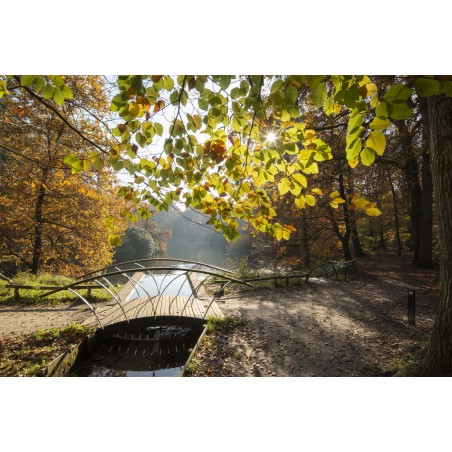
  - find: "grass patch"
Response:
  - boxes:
[184,316,245,376]
[0,272,122,305]
[0,323,95,376]
[206,315,245,333]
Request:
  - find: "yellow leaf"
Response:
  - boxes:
[305,194,315,206]
[365,207,382,216]
[294,196,306,209]
[311,188,323,195]
[330,191,340,198]
[292,173,307,188]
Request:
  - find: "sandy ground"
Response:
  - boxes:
[0,302,91,338]
[189,252,439,376]
[0,252,439,377]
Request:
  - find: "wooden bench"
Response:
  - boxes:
[5,284,101,300]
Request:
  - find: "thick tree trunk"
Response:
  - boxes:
[388,173,402,256]
[417,94,452,376]
[31,167,48,275]
[418,151,434,267]
[418,98,434,267]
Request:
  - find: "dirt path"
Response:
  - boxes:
[0,302,91,338]
[189,252,439,376]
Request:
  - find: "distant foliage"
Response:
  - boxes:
[113,227,156,262]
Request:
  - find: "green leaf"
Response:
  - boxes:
[285,85,298,103]
[346,137,362,160]
[324,98,334,115]
[63,84,73,99]
[271,79,285,94]
[312,82,327,108]
[163,76,174,91]
[375,102,389,118]
[309,75,325,89]
[180,89,188,107]
[34,76,45,93]
[365,130,386,156]
[370,117,391,130]
[170,90,180,104]
[20,75,37,87]
[414,77,442,97]
[198,98,208,110]
[154,122,164,136]
[348,109,365,133]
[344,84,359,108]
[383,84,414,102]
[42,83,54,99]
[53,88,64,105]
[387,101,413,120]
[360,147,376,166]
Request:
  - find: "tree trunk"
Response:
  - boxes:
[31,167,48,275]
[347,167,365,257]
[417,94,452,375]
[300,209,311,268]
[338,173,352,260]
[405,149,422,262]
[378,217,386,249]
[351,224,365,257]
[388,173,402,256]
[418,152,434,266]
[417,98,434,267]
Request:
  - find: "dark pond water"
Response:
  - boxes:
[67,324,204,377]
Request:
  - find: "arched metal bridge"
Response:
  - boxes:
[41,258,252,331]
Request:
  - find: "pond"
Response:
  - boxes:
[67,323,204,377]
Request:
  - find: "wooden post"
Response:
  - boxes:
[286,277,289,288]
[87,288,92,298]
[14,287,20,300]
[407,289,416,326]
[274,277,278,288]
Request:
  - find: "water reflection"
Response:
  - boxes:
[68,324,203,377]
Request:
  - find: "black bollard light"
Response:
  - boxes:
[407,289,416,326]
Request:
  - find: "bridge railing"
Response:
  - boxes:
[39,262,252,329]
[309,259,357,280]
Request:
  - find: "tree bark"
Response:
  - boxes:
[388,173,402,256]
[418,152,434,267]
[417,98,434,267]
[337,173,352,260]
[31,166,49,275]
[404,147,422,262]
[300,209,311,268]
[378,217,386,249]
[417,94,452,375]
